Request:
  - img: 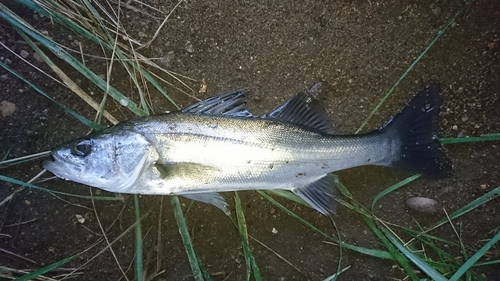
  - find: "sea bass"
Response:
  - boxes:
[43,84,450,215]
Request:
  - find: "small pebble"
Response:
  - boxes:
[162,50,176,68]
[119,99,128,106]
[76,214,85,224]
[406,197,439,214]
[185,41,194,53]
[0,100,16,117]
[20,50,30,58]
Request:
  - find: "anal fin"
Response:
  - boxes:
[181,193,229,215]
[293,174,337,216]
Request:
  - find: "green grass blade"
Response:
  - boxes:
[371,174,420,211]
[133,195,143,281]
[406,235,461,273]
[16,0,103,46]
[410,232,459,248]
[234,192,262,281]
[170,196,205,281]
[257,191,394,260]
[449,231,500,281]
[336,181,420,279]
[473,259,500,267]
[381,228,448,281]
[266,189,309,207]
[360,215,419,280]
[78,0,149,115]
[0,62,103,130]
[13,254,79,281]
[0,5,148,117]
[356,9,464,133]
[0,175,121,201]
[433,186,500,228]
[140,69,181,110]
[24,0,179,112]
[440,133,500,144]
[322,266,351,281]
[14,25,118,125]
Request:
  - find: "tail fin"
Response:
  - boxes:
[382,85,451,177]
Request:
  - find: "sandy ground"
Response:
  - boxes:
[1,0,499,280]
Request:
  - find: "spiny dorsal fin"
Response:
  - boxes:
[266,92,335,134]
[182,90,255,117]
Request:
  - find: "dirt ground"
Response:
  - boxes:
[1,0,499,280]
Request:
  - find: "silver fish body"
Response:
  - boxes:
[43,85,450,215]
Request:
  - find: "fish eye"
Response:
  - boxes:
[71,139,93,156]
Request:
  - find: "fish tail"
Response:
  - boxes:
[382,84,451,177]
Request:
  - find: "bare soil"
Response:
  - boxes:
[1,0,499,280]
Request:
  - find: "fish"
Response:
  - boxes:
[43,84,450,215]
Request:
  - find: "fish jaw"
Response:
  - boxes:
[43,152,85,182]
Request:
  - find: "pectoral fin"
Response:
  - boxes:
[293,174,337,216]
[180,193,229,215]
[154,162,219,180]
[153,163,228,214]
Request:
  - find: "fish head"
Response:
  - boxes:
[43,129,157,193]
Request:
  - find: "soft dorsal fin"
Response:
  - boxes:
[266,92,335,134]
[182,90,255,117]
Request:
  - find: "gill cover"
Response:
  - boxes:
[44,129,156,192]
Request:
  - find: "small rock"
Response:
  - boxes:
[185,41,194,53]
[119,99,128,106]
[161,50,175,68]
[0,100,16,117]
[76,214,85,224]
[406,197,439,214]
[199,78,207,93]
[20,50,30,58]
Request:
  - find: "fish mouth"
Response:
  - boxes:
[42,152,81,181]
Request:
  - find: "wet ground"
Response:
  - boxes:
[1,0,499,280]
